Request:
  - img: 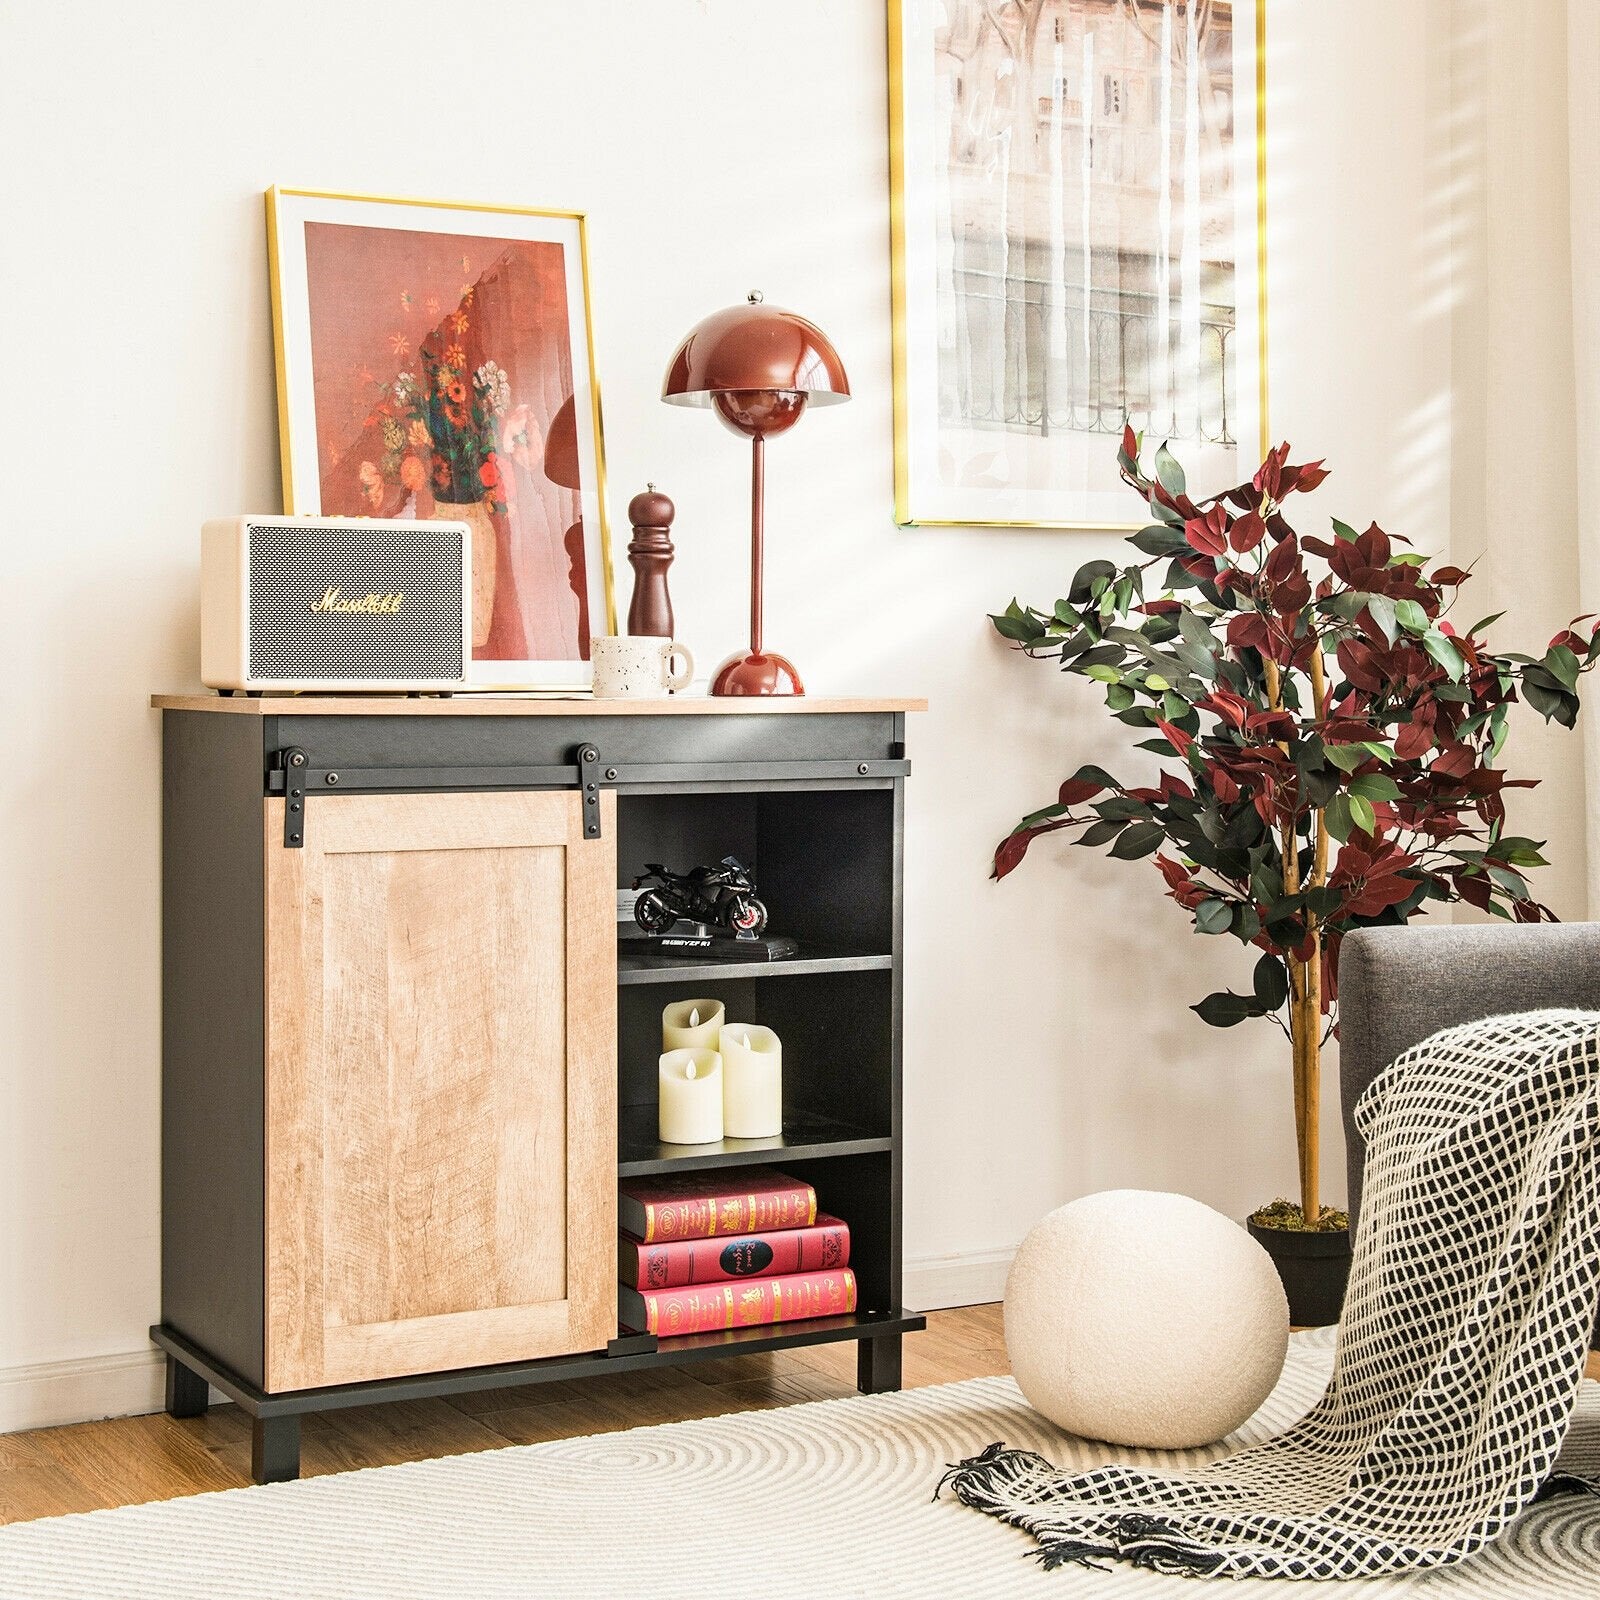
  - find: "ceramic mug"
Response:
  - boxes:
[591,635,695,698]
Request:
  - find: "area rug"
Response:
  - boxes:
[0,1331,1594,1599]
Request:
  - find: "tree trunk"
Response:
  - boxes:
[1289,932,1322,1225]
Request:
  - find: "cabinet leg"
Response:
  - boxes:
[251,1414,301,1484]
[164,1355,209,1419]
[857,1333,902,1395]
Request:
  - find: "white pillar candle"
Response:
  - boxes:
[662,998,725,1052]
[658,1049,723,1144]
[719,1023,782,1138]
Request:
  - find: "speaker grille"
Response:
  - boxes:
[246,521,464,681]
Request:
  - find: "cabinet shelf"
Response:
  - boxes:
[616,941,893,986]
[622,1307,926,1358]
[617,1103,890,1177]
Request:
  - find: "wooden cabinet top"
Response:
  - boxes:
[151,693,926,718]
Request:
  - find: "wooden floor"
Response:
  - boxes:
[0,1306,1009,1526]
[4,1311,1595,1528]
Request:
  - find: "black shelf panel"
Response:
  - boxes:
[617,1103,891,1177]
[152,1310,926,1421]
[628,1307,925,1358]
[617,941,893,986]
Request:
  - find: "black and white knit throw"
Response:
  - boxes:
[940,1009,1600,1579]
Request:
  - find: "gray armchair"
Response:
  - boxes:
[1339,921,1600,1347]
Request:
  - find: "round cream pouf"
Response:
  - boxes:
[1003,1189,1290,1449]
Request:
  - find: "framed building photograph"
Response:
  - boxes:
[266,187,615,687]
[889,0,1266,529]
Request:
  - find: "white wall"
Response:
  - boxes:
[0,0,1578,1426]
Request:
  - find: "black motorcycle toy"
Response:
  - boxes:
[632,856,769,940]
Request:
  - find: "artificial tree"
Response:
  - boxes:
[992,430,1597,1232]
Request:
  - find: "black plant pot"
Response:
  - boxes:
[1247,1220,1352,1327]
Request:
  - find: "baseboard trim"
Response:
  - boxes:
[0,1349,168,1434]
[902,1247,1014,1313]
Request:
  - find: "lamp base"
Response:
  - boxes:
[710,650,805,696]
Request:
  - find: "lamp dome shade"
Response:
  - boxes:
[661,297,850,418]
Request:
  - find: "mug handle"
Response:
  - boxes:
[661,641,695,692]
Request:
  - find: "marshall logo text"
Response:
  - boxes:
[309,587,403,615]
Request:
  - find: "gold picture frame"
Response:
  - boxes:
[266,186,616,688]
[888,0,1271,530]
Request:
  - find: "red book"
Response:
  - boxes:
[617,1167,816,1243]
[619,1268,857,1337]
[620,1215,849,1289]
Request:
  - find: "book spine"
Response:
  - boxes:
[638,1183,817,1243]
[632,1269,856,1337]
[623,1220,850,1289]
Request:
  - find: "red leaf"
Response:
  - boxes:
[1395,719,1433,760]
[1432,565,1469,586]
[1140,599,1182,615]
[1059,777,1104,806]
[1122,422,1138,461]
[1227,613,1271,651]
[1294,460,1330,491]
[1155,717,1194,755]
[1230,510,1267,553]
[1184,505,1228,557]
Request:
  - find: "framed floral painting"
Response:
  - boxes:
[266,187,615,687]
[889,0,1267,529]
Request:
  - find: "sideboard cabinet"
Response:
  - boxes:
[151,694,924,1482]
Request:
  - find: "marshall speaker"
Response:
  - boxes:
[200,516,472,692]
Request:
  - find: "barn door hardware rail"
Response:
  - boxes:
[267,745,910,847]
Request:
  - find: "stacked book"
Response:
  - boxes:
[618,1167,855,1337]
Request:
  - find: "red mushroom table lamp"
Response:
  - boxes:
[662,293,849,695]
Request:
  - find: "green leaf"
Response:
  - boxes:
[1084,663,1122,683]
[1331,518,1360,542]
[1322,743,1366,773]
[1191,991,1268,1028]
[1144,672,1170,692]
[1154,444,1187,497]
[991,610,1043,642]
[1349,793,1377,834]
[1233,903,1262,942]
[1468,612,1505,636]
[1394,599,1430,633]
[1105,683,1135,712]
[1252,953,1289,1011]
[1068,560,1118,604]
[1052,599,1081,626]
[1349,772,1401,801]
[1422,629,1466,682]
[1366,594,1398,645]
[1545,643,1581,691]
[1077,818,1127,847]
[1195,898,1233,934]
[1130,525,1185,557]
[1110,821,1165,859]
[1326,793,1354,842]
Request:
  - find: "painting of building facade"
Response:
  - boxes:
[891,0,1262,527]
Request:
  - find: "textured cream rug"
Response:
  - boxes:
[0,1330,1595,1599]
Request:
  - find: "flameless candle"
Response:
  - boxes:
[662,998,724,1053]
[658,1049,723,1144]
[719,1023,782,1138]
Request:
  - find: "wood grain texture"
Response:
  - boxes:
[0,1306,1000,1523]
[151,694,927,716]
[263,789,616,1391]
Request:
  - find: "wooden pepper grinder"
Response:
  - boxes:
[627,483,676,637]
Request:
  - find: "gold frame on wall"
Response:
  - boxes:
[264,185,617,685]
[887,0,1271,530]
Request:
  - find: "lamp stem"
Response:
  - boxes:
[749,433,765,656]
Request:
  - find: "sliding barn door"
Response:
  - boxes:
[263,789,616,1391]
